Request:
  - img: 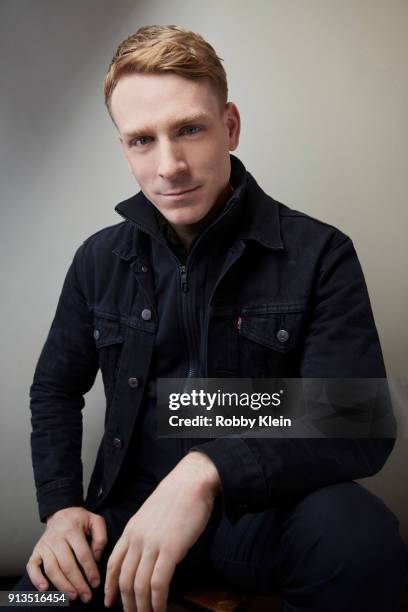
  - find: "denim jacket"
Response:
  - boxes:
[30,155,393,523]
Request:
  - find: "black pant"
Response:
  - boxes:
[12,482,407,611]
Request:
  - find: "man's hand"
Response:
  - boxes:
[26,506,108,603]
[104,452,221,612]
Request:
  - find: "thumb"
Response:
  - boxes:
[88,513,108,562]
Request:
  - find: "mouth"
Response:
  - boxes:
[161,186,201,198]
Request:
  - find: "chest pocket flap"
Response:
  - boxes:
[93,313,125,348]
[239,302,307,353]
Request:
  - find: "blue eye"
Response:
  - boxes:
[182,126,201,135]
[132,136,152,147]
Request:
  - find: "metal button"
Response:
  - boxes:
[276,329,290,343]
[141,265,148,273]
[128,377,139,388]
[113,437,123,449]
[97,487,104,498]
[141,308,152,321]
[93,329,100,341]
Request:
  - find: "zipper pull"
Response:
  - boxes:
[236,315,242,331]
[180,265,189,293]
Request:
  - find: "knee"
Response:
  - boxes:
[282,482,407,580]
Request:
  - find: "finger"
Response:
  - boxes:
[133,549,158,612]
[49,539,93,603]
[66,528,101,589]
[37,544,79,602]
[26,550,50,592]
[150,555,176,612]
[118,544,143,612]
[88,513,108,562]
[104,537,129,608]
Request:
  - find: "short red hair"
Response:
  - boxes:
[104,25,228,115]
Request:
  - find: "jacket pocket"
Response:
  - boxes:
[208,302,307,377]
[237,302,307,376]
[93,313,126,401]
[239,303,306,352]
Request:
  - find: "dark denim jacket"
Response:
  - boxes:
[30,155,393,523]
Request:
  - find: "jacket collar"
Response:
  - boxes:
[239,168,284,250]
[113,154,284,259]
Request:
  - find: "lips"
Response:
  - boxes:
[161,186,200,196]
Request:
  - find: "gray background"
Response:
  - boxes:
[1,0,407,574]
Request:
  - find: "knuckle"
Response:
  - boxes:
[97,535,108,547]
[26,560,38,575]
[134,582,148,597]
[163,543,178,557]
[128,538,142,553]
[150,578,165,592]
[94,513,106,525]
[41,566,56,584]
[64,569,83,588]
[64,527,77,539]
[26,553,37,567]
[93,539,107,552]
[118,577,131,594]
[74,550,89,565]
[43,555,57,571]
[106,561,115,574]
[26,565,34,581]
[58,564,81,585]
[58,559,75,576]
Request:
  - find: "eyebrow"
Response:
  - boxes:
[122,112,212,142]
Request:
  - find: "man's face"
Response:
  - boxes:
[110,72,240,228]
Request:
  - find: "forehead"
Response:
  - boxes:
[110,72,221,133]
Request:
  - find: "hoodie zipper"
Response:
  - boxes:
[179,264,199,378]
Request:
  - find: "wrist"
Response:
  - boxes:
[45,505,85,524]
[184,450,222,500]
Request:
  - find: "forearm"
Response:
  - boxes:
[30,251,99,522]
[193,436,395,523]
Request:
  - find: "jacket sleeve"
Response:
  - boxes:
[192,238,395,524]
[30,245,99,522]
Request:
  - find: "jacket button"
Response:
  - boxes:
[97,487,104,497]
[113,437,123,449]
[93,329,100,341]
[141,264,148,273]
[128,377,139,388]
[141,308,152,321]
[276,329,290,343]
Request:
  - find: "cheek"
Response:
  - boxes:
[205,151,230,186]
[129,159,151,188]
[195,151,226,183]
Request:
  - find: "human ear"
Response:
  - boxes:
[224,102,241,151]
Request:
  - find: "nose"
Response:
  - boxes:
[157,140,188,181]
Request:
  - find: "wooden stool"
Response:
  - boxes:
[173,578,283,612]
[178,578,254,611]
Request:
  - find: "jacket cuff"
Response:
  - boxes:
[37,486,84,523]
[189,438,268,524]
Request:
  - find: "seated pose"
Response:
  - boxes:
[15,25,406,612]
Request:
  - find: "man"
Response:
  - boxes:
[14,25,406,611]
